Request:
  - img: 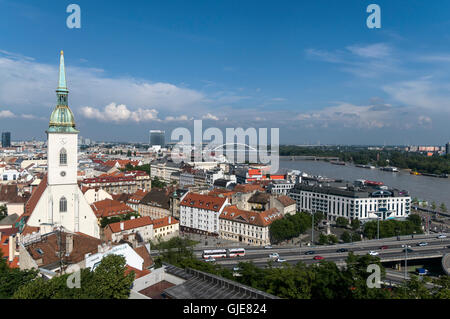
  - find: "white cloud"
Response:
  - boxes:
[80,103,159,123]
[0,110,15,118]
[164,115,191,122]
[202,113,219,121]
[346,43,391,59]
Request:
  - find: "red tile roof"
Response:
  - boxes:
[275,195,296,207]
[23,174,48,218]
[106,216,153,233]
[125,265,151,279]
[90,199,134,218]
[220,205,282,227]
[233,184,265,193]
[151,216,179,229]
[180,193,227,212]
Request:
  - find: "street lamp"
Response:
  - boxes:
[377,215,380,240]
[404,245,411,281]
[311,212,315,246]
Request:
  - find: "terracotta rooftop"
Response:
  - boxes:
[24,231,102,269]
[90,199,134,218]
[106,216,153,233]
[275,195,296,207]
[151,216,179,229]
[233,184,265,193]
[180,193,227,212]
[23,174,48,218]
[220,205,282,227]
[133,245,154,269]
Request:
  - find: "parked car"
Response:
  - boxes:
[269,253,279,259]
[233,266,241,272]
[368,251,379,256]
[304,250,315,255]
[417,242,428,246]
[337,248,348,253]
[313,256,324,260]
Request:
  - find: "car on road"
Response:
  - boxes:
[205,257,216,262]
[264,245,273,249]
[337,248,348,253]
[380,245,388,250]
[417,242,428,246]
[368,251,379,256]
[269,253,279,259]
[403,248,414,253]
[276,258,286,263]
[437,234,447,239]
[304,250,315,255]
[233,266,241,272]
[313,256,324,260]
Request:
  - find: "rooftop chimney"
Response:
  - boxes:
[120,222,124,231]
[168,216,171,224]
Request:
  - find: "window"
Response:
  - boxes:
[60,197,67,213]
[60,148,67,165]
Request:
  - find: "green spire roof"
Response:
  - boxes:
[48,51,79,134]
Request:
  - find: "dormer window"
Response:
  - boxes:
[60,148,67,165]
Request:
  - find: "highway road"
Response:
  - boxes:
[194,233,450,270]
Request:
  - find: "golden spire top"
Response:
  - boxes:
[60,50,64,55]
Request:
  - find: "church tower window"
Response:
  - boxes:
[60,148,67,165]
[60,197,67,213]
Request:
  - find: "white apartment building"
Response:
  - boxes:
[179,192,228,235]
[289,183,411,222]
[219,206,282,246]
[267,180,295,195]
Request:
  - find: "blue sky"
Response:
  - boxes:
[1,0,450,145]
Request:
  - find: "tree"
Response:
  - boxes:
[0,250,38,298]
[431,202,437,211]
[13,254,134,299]
[126,150,132,157]
[351,218,360,231]
[336,217,348,228]
[440,203,447,213]
[341,231,351,243]
[318,233,329,245]
[328,234,338,244]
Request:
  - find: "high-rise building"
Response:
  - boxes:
[446,142,450,155]
[150,130,165,147]
[1,132,11,148]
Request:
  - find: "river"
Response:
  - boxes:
[279,160,450,208]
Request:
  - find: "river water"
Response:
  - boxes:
[279,160,450,208]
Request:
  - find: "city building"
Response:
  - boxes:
[219,205,282,246]
[138,188,171,219]
[446,142,450,155]
[289,181,411,221]
[1,132,11,148]
[179,192,228,235]
[267,180,295,195]
[104,216,154,243]
[150,130,165,147]
[81,171,151,195]
[19,52,100,239]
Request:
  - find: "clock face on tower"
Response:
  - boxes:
[60,137,67,145]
